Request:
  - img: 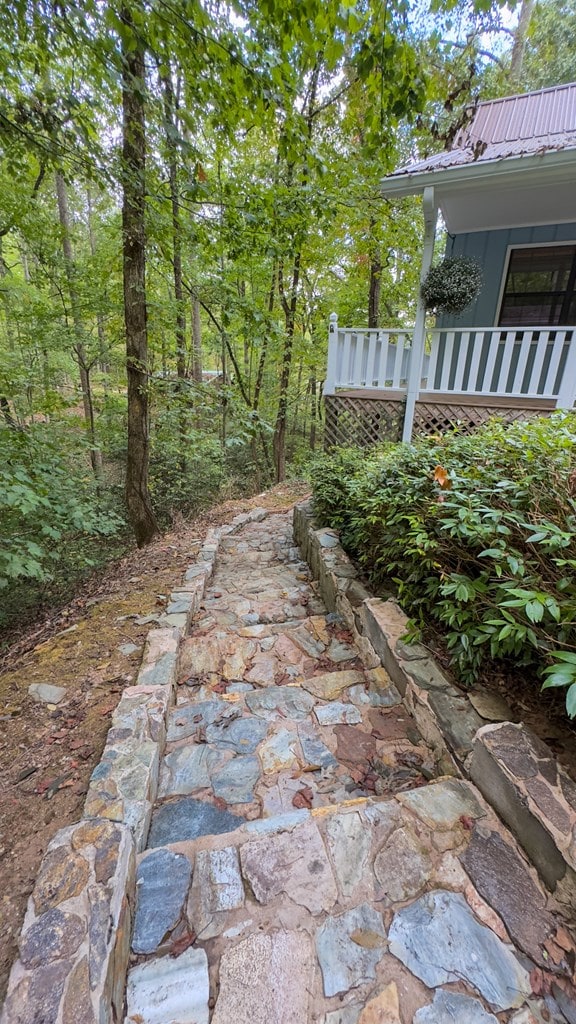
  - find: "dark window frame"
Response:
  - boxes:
[498,242,576,327]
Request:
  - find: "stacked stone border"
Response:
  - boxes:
[293,500,576,911]
[1,507,268,1024]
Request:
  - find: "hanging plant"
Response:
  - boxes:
[421,255,483,315]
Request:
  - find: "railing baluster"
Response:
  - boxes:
[439,331,456,391]
[495,330,517,393]
[453,331,470,391]
[425,329,440,390]
[524,330,549,394]
[391,332,405,388]
[365,330,378,387]
[511,328,534,394]
[542,330,567,396]
[466,329,484,392]
[481,329,501,392]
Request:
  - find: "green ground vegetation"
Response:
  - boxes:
[312,414,576,717]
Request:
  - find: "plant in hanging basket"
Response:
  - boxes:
[421,255,483,315]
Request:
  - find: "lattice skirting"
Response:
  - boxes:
[412,402,550,438]
[324,394,552,448]
[324,395,405,447]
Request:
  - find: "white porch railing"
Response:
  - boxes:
[324,315,576,409]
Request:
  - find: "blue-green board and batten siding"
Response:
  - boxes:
[439,222,576,329]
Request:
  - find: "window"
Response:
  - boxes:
[499,244,576,327]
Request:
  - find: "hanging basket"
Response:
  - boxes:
[421,256,483,315]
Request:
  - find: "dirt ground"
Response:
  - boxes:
[0,483,309,1005]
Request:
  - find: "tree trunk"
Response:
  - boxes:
[273,253,301,482]
[160,69,187,380]
[86,188,109,374]
[55,170,103,480]
[309,374,317,450]
[192,295,202,382]
[161,68,188,471]
[121,4,158,547]
[510,0,535,85]
[368,218,382,329]
[272,64,320,482]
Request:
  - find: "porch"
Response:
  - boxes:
[323,315,576,446]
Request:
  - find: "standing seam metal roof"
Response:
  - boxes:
[390,82,576,178]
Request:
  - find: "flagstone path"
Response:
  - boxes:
[125,511,571,1024]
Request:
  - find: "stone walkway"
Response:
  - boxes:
[125,512,571,1024]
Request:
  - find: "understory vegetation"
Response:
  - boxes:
[313,414,576,717]
[1,0,573,636]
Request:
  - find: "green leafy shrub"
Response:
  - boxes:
[0,423,126,592]
[313,414,576,717]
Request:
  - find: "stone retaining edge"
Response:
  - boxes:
[1,506,268,1024]
[294,500,576,909]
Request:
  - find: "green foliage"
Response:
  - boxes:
[0,423,125,591]
[421,256,483,315]
[313,414,576,717]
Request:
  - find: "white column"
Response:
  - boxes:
[402,186,437,442]
[324,312,338,396]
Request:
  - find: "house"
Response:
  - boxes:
[324,82,576,445]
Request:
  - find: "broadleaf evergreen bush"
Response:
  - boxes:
[313,413,576,717]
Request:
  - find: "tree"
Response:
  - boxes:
[121,4,159,546]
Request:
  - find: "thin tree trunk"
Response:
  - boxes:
[0,245,17,428]
[192,295,202,382]
[309,374,317,450]
[160,69,186,379]
[272,63,320,482]
[160,68,188,472]
[368,217,382,329]
[274,252,301,482]
[252,263,276,413]
[86,187,109,374]
[55,170,103,480]
[121,4,158,546]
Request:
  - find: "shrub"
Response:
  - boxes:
[0,422,126,628]
[422,255,483,314]
[313,414,576,717]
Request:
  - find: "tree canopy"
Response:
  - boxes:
[0,0,565,628]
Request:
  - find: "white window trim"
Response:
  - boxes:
[495,239,576,327]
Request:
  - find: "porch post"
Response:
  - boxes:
[402,186,437,442]
[324,312,338,396]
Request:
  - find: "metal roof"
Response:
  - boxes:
[390,82,576,178]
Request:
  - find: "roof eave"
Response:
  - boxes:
[380,146,576,199]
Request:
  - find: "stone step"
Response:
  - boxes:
[124,777,569,1024]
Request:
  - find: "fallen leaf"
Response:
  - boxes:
[433,464,451,489]
[350,928,386,949]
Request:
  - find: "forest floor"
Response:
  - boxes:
[0,481,309,1004]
